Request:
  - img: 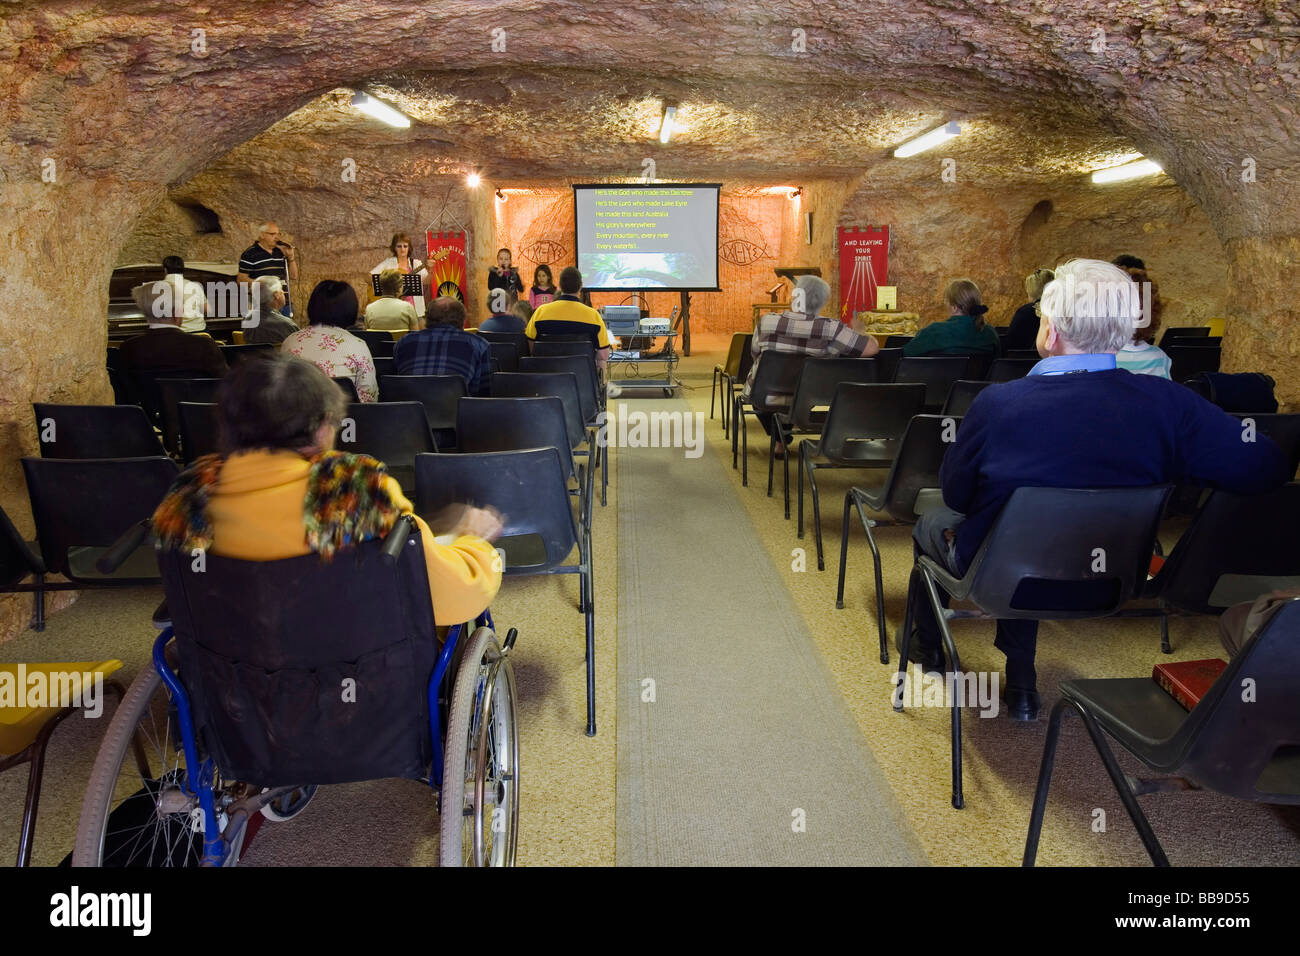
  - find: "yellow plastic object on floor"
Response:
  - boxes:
[0,660,124,755]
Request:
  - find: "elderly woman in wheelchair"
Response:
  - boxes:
[74,354,520,867]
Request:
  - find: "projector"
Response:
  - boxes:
[640,317,669,334]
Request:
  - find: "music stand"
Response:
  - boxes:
[371,274,424,297]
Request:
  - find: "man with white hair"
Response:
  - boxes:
[243,275,298,345]
[237,221,298,317]
[743,274,880,452]
[906,258,1286,720]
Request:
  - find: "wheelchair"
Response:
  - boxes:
[71,514,519,867]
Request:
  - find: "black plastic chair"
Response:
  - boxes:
[985,358,1037,383]
[732,351,808,487]
[941,380,992,417]
[884,335,913,349]
[176,402,221,464]
[871,347,904,385]
[1232,413,1300,479]
[1002,349,1041,362]
[532,339,595,358]
[836,414,958,662]
[1024,598,1300,866]
[372,355,396,380]
[415,447,597,735]
[1166,344,1221,383]
[21,456,180,587]
[893,356,973,413]
[712,333,749,427]
[771,357,878,515]
[220,343,275,366]
[797,383,926,571]
[488,373,594,523]
[128,368,210,430]
[487,342,519,374]
[355,329,395,354]
[333,377,361,403]
[157,378,222,457]
[478,331,531,358]
[379,375,466,450]
[721,335,755,438]
[336,402,436,493]
[32,404,164,460]
[1144,483,1300,653]
[1158,326,1211,349]
[902,485,1172,809]
[0,504,48,631]
[534,323,601,349]
[107,367,140,407]
[520,355,607,504]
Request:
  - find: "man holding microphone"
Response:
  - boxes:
[238,221,299,318]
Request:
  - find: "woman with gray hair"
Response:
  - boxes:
[1003,268,1054,351]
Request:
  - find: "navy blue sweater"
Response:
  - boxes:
[941,369,1288,569]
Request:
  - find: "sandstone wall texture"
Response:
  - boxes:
[1,1,1298,641]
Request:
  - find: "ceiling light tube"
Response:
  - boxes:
[350,91,412,128]
[893,121,961,158]
[659,105,677,144]
[1091,158,1163,184]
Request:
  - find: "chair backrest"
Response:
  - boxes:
[220,343,275,366]
[157,377,223,455]
[734,335,756,383]
[1173,599,1300,803]
[414,448,579,574]
[372,355,396,379]
[876,414,960,521]
[32,403,164,459]
[962,485,1172,618]
[107,367,140,407]
[333,377,361,402]
[0,504,45,588]
[1159,326,1211,348]
[490,371,585,449]
[519,355,599,424]
[1232,414,1300,479]
[478,331,530,357]
[456,396,576,479]
[1002,349,1041,361]
[818,382,926,463]
[941,379,993,417]
[378,375,466,433]
[1154,482,1300,613]
[786,357,878,430]
[534,322,601,348]
[893,356,973,411]
[336,402,436,491]
[1186,372,1276,414]
[884,335,913,349]
[532,339,595,358]
[128,367,209,427]
[176,402,221,464]
[488,341,519,373]
[355,329,395,354]
[1166,344,1222,383]
[21,456,179,582]
[985,358,1037,383]
[871,347,903,384]
[159,532,437,785]
[721,333,748,378]
[746,351,809,412]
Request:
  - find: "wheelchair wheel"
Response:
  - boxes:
[260,784,318,821]
[73,658,242,867]
[440,626,519,867]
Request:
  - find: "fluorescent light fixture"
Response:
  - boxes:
[466,172,481,188]
[350,91,411,128]
[1091,158,1163,184]
[659,104,677,144]
[893,121,961,158]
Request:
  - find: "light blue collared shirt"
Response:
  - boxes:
[1028,353,1118,376]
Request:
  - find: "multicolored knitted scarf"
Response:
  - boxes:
[151,451,401,561]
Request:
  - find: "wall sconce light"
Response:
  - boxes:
[788,187,803,200]
[495,188,507,202]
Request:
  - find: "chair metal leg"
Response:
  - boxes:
[710,368,719,420]
[767,427,776,497]
[601,436,608,507]
[732,396,740,468]
[797,444,807,539]
[862,508,889,665]
[584,561,596,737]
[741,407,749,486]
[31,574,46,631]
[836,491,854,610]
[808,464,825,570]
[1023,697,1070,866]
[1074,702,1170,864]
[1160,612,1172,654]
[921,565,964,809]
[783,433,792,520]
[895,565,919,712]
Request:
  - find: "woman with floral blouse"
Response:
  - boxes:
[281,280,379,402]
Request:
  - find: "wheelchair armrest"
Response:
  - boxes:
[96,520,151,574]
[381,514,416,565]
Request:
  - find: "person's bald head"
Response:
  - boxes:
[425,296,468,328]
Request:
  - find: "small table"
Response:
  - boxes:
[608,330,681,396]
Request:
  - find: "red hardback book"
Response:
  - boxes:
[1152,658,1227,710]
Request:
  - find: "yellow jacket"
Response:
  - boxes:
[204,450,500,625]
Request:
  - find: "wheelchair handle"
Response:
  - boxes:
[381,514,415,565]
[96,520,150,574]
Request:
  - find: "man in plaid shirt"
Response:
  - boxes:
[393,296,493,395]
[743,275,879,453]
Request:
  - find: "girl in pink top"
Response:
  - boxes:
[529,264,558,309]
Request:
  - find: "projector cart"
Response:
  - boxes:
[608,329,680,396]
